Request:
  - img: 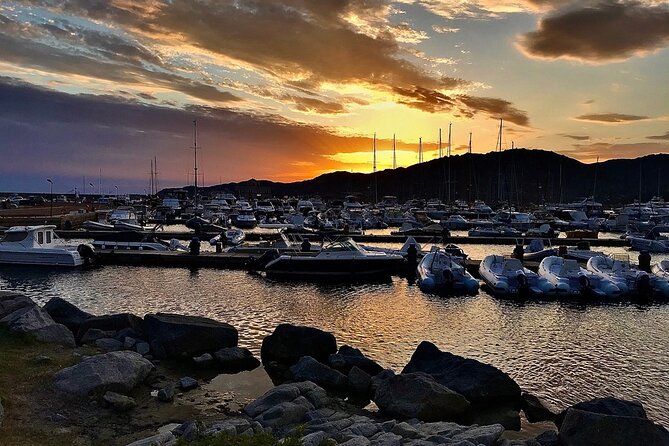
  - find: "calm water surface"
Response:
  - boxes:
[1,241,668,427]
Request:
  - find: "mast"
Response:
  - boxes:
[438,128,442,158]
[468,132,472,154]
[592,156,599,200]
[447,122,452,204]
[99,168,102,196]
[497,118,503,202]
[154,156,159,194]
[392,134,396,169]
[193,120,198,208]
[419,137,422,163]
[150,159,154,195]
[373,132,378,204]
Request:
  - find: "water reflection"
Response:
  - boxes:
[0,262,667,428]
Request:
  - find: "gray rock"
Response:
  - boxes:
[289,356,347,391]
[124,431,176,446]
[75,313,143,342]
[193,353,215,367]
[96,337,124,351]
[345,421,380,438]
[558,408,669,446]
[244,381,329,418]
[144,312,238,359]
[471,406,521,431]
[136,342,151,356]
[554,396,648,428]
[451,424,505,445]
[499,440,541,446]
[80,328,116,345]
[302,430,330,446]
[0,292,35,319]
[173,420,200,441]
[391,422,420,439]
[339,436,371,446]
[178,376,198,391]
[124,337,137,349]
[374,372,470,423]
[54,351,153,395]
[33,323,76,347]
[534,430,558,446]
[348,366,372,397]
[43,296,92,333]
[261,324,337,371]
[157,386,175,402]
[370,432,402,446]
[213,347,260,372]
[1,304,55,332]
[521,392,557,423]
[371,369,395,394]
[255,400,312,428]
[103,391,137,411]
[332,345,384,376]
[205,418,253,436]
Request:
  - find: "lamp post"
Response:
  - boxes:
[46,178,53,217]
[115,185,119,200]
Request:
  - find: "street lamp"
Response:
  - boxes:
[46,178,53,217]
[115,185,119,200]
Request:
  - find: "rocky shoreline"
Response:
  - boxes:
[1,290,668,446]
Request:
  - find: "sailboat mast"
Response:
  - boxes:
[373,132,378,204]
[592,156,599,200]
[439,128,442,158]
[150,159,154,195]
[419,137,422,163]
[392,134,396,169]
[193,119,199,208]
[447,122,452,204]
[497,118,503,202]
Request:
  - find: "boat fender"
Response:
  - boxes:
[77,243,96,265]
[517,273,529,288]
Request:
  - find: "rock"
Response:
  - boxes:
[554,396,648,428]
[143,313,237,359]
[244,381,329,418]
[136,342,151,356]
[125,431,176,446]
[330,345,384,376]
[347,366,372,397]
[95,337,124,351]
[178,376,198,391]
[261,324,337,371]
[534,430,558,446]
[1,305,75,346]
[255,399,313,429]
[558,408,669,446]
[114,327,142,342]
[33,355,52,364]
[0,398,4,428]
[80,328,116,345]
[302,431,330,446]
[371,369,395,394]
[521,392,557,423]
[54,351,153,395]
[470,406,521,431]
[374,372,470,423]
[193,353,215,367]
[371,432,402,446]
[173,420,200,441]
[289,356,347,391]
[123,337,137,349]
[450,424,505,445]
[42,297,92,333]
[213,347,260,372]
[103,391,137,411]
[76,313,143,342]
[0,292,35,319]
[157,386,175,402]
[339,436,370,446]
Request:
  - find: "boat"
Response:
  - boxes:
[234,210,257,229]
[262,238,404,282]
[113,221,144,231]
[440,214,470,230]
[522,239,558,262]
[565,229,598,239]
[468,226,521,237]
[538,256,621,298]
[628,236,669,253]
[586,255,669,297]
[417,247,479,294]
[524,224,559,239]
[209,228,246,246]
[479,255,557,297]
[92,232,173,251]
[82,220,115,231]
[361,237,423,257]
[0,225,94,266]
[652,260,669,280]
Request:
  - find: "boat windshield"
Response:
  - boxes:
[323,239,362,252]
[1,231,28,242]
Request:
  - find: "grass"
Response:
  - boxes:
[178,431,303,446]
[0,327,91,446]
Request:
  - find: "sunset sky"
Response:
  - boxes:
[1,0,669,193]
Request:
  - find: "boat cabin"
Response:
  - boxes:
[1,225,60,247]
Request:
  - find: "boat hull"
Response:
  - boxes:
[0,250,83,267]
[264,257,402,282]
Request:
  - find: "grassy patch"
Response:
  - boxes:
[180,431,303,446]
[0,327,91,445]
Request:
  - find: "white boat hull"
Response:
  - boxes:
[0,249,83,266]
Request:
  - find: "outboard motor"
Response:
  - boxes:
[248,248,281,272]
[578,274,591,294]
[442,268,455,288]
[77,243,96,266]
[517,273,529,292]
[512,244,524,261]
[638,250,651,273]
[636,273,651,298]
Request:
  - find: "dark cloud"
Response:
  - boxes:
[457,96,530,126]
[575,113,649,123]
[648,131,669,140]
[564,141,669,160]
[560,134,591,140]
[518,1,669,62]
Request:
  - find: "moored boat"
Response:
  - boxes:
[538,256,621,298]
[417,247,479,294]
[479,255,557,297]
[0,225,93,266]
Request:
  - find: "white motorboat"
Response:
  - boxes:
[440,214,470,230]
[82,220,115,231]
[262,238,403,282]
[92,232,172,251]
[417,247,479,294]
[587,255,669,297]
[479,255,558,297]
[538,256,621,298]
[234,210,257,229]
[522,239,558,262]
[209,228,246,246]
[0,225,93,266]
[468,226,521,238]
[627,236,669,253]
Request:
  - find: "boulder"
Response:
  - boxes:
[157,386,175,402]
[328,345,384,376]
[42,297,92,333]
[0,292,35,319]
[290,356,347,391]
[80,328,116,345]
[143,313,237,359]
[245,381,329,418]
[123,337,137,349]
[347,366,373,397]
[1,305,75,346]
[374,372,470,423]
[261,324,337,370]
[95,337,124,351]
[213,347,260,372]
[403,341,521,405]
[54,351,153,395]
[558,408,669,446]
[521,392,557,423]
[554,396,647,428]
[136,342,151,356]
[534,430,558,446]
[103,391,137,411]
[193,353,215,367]
[125,431,176,446]
[76,313,143,342]
[178,376,199,391]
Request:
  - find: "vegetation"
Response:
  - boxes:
[178,431,302,446]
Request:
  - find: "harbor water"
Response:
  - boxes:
[1,240,668,427]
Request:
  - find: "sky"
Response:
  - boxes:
[1,0,669,193]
